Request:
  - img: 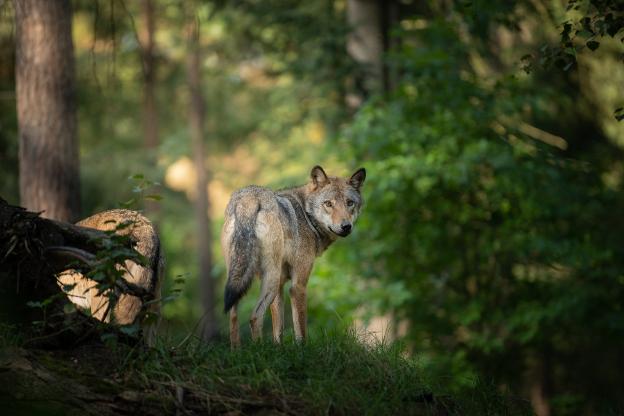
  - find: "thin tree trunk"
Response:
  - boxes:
[187,16,218,341]
[140,0,160,217]
[381,0,400,92]
[141,0,158,151]
[14,0,80,222]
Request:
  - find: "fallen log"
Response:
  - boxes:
[0,197,164,347]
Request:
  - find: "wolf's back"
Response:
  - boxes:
[223,194,261,312]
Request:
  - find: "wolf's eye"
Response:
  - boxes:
[324,200,333,208]
[346,199,354,207]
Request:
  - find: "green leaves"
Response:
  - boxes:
[339,14,624,412]
[118,174,163,209]
[526,1,623,122]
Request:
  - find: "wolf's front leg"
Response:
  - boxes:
[290,264,312,342]
[289,283,307,341]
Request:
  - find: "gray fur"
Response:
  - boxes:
[222,166,366,345]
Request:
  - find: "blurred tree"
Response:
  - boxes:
[140,0,160,217]
[186,6,218,342]
[140,0,158,151]
[14,0,80,222]
[346,0,384,104]
[0,10,18,204]
[346,0,405,103]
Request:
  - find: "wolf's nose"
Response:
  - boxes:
[341,223,352,233]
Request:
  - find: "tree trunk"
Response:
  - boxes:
[140,0,160,217]
[380,0,400,92]
[528,350,552,416]
[141,0,158,151]
[14,0,80,222]
[346,0,404,106]
[346,0,384,106]
[187,16,218,342]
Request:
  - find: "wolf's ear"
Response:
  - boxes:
[311,165,329,189]
[349,167,366,191]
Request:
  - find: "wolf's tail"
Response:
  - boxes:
[223,198,260,313]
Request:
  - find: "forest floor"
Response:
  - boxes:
[0,327,530,415]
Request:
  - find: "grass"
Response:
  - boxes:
[118,329,530,415]
[133,330,431,414]
[0,326,531,415]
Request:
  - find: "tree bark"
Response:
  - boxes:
[346,0,384,105]
[141,0,158,151]
[380,0,400,92]
[187,16,218,342]
[140,0,160,218]
[14,0,80,222]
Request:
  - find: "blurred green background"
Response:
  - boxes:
[1,0,623,414]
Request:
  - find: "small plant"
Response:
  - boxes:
[119,174,162,210]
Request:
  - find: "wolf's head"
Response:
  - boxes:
[305,165,366,237]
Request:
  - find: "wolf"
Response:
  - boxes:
[222,165,366,346]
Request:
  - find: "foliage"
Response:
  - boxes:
[523,0,624,120]
[559,0,623,60]
[340,11,624,414]
[219,0,355,129]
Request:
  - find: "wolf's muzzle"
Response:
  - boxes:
[331,222,352,237]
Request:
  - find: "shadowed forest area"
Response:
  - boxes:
[0,0,623,415]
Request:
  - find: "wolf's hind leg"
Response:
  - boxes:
[270,285,284,343]
[229,303,241,348]
[250,266,280,341]
[250,209,283,341]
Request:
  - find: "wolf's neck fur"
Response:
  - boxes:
[278,185,335,255]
